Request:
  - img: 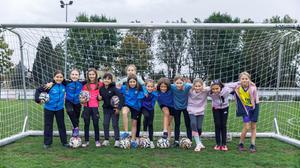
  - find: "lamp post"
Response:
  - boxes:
[60,0,73,76]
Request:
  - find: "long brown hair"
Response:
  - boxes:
[126,74,140,91]
[157,77,171,91]
[86,68,99,90]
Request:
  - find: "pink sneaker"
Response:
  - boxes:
[214,145,221,151]
[221,145,228,151]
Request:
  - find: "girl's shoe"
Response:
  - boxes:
[194,144,202,152]
[150,141,155,149]
[199,142,205,149]
[102,140,110,146]
[95,141,101,147]
[82,141,89,148]
[221,145,228,151]
[114,140,120,148]
[214,145,221,151]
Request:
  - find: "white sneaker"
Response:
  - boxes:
[102,140,110,146]
[82,141,89,148]
[136,138,140,145]
[95,141,101,147]
[114,140,120,148]
[199,142,205,149]
[194,144,201,152]
[150,141,155,149]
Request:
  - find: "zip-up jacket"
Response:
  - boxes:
[64,80,86,104]
[35,83,65,111]
[82,82,104,108]
[142,91,158,111]
[99,83,124,110]
[157,90,174,108]
[120,85,145,111]
[209,86,233,109]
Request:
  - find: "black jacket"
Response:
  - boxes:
[99,83,124,110]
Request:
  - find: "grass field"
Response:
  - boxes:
[0,136,299,168]
[0,100,300,167]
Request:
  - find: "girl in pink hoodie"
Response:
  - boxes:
[187,79,210,152]
[81,68,104,148]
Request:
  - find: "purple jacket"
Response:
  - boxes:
[209,86,233,109]
[187,87,210,115]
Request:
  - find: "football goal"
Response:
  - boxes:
[0,23,299,147]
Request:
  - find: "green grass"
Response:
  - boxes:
[0,136,299,168]
[1,100,300,139]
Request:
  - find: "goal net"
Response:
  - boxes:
[0,23,299,147]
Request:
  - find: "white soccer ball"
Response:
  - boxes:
[79,91,90,103]
[139,137,151,148]
[39,92,50,103]
[156,138,170,149]
[180,138,192,149]
[69,137,82,148]
[119,138,131,149]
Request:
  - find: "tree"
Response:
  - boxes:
[0,29,14,75]
[188,12,241,81]
[67,13,119,74]
[241,15,299,87]
[116,35,153,77]
[157,18,188,79]
[32,37,56,86]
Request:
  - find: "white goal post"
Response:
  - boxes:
[0,23,299,147]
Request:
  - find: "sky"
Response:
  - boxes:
[0,0,299,23]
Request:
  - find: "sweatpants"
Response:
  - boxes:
[65,100,81,128]
[103,108,120,140]
[174,109,192,141]
[82,107,100,142]
[212,107,229,146]
[44,108,67,145]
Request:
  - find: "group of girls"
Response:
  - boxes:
[35,64,259,153]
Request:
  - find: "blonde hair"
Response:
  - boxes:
[239,71,251,80]
[193,78,204,86]
[125,64,137,72]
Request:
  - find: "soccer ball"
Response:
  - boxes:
[39,92,50,103]
[110,95,120,108]
[69,137,82,148]
[79,91,90,103]
[119,138,131,149]
[139,137,151,148]
[156,138,170,148]
[130,140,139,149]
[179,138,192,149]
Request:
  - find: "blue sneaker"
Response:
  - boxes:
[120,132,129,140]
[72,127,79,137]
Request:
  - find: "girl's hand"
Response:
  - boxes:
[114,108,119,115]
[40,100,45,104]
[98,95,102,100]
[44,82,53,90]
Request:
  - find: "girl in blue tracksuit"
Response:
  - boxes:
[35,70,68,149]
[157,77,174,140]
[47,69,86,137]
[120,74,145,146]
[171,75,192,147]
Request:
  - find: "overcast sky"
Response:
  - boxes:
[0,0,299,23]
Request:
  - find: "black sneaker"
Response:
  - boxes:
[172,141,180,148]
[43,144,51,149]
[62,143,70,148]
[249,144,256,153]
[238,143,245,151]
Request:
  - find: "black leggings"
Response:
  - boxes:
[137,108,154,141]
[212,107,229,146]
[174,109,192,141]
[82,107,100,142]
[65,100,81,128]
